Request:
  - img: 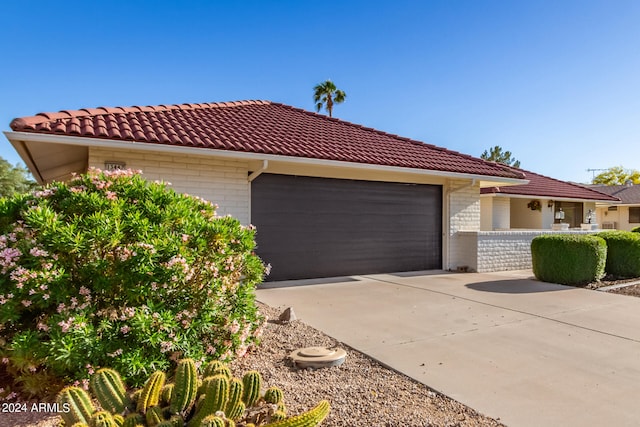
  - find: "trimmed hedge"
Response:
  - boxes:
[598,230,640,278]
[631,226,640,233]
[531,234,606,286]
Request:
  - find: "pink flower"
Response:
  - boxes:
[120,325,131,335]
[21,300,32,307]
[181,234,189,242]
[228,320,240,334]
[29,247,49,257]
[105,191,117,201]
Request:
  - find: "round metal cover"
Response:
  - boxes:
[290,346,347,369]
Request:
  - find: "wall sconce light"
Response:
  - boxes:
[104,161,126,171]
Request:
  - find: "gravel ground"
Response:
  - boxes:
[3,302,504,427]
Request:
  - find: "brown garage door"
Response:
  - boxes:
[251,174,442,281]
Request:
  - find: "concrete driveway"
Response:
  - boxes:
[257,270,640,427]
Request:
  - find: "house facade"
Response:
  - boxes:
[591,184,640,231]
[481,168,618,231]
[5,101,526,281]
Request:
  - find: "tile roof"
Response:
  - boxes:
[10,100,525,180]
[588,184,640,204]
[481,167,619,202]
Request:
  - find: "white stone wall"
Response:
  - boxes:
[460,230,600,272]
[88,147,251,224]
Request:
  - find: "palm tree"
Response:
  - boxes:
[313,80,346,118]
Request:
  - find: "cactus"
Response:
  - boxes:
[57,386,96,426]
[91,368,131,414]
[161,384,174,406]
[263,386,284,404]
[203,360,231,379]
[226,401,245,422]
[145,405,164,426]
[168,415,185,427]
[113,414,125,427]
[276,402,286,415]
[90,411,118,427]
[199,415,226,427]
[122,413,144,427]
[130,389,143,405]
[224,377,244,421]
[169,358,198,415]
[241,371,262,408]
[262,400,330,427]
[270,411,287,422]
[188,375,230,427]
[137,371,166,413]
[62,359,329,427]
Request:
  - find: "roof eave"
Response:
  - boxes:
[4,131,528,185]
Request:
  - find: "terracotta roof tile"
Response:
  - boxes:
[10,100,526,180]
[481,167,619,202]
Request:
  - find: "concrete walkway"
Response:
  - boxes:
[257,270,640,427]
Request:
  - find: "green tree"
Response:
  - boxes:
[0,157,36,197]
[592,166,640,185]
[313,80,346,118]
[480,146,521,168]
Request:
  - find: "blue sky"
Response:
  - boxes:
[1,0,638,183]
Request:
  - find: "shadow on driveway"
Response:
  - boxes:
[466,279,570,294]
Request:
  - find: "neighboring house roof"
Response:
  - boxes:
[588,184,640,205]
[9,100,525,181]
[481,167,619,202]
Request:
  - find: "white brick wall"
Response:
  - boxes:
[89,148,251,224]
[460,230,599,272]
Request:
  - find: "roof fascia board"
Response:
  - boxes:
[5,131,528,185]
[481,192,619,203]
[6,135,45,183]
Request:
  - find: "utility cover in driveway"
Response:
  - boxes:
[251,174,442,281]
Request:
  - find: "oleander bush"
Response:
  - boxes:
[597,230,640,278]
[531,234,607,286]
[0,169,266,399]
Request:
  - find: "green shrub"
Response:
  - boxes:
[598,230,640,278]
[57,359,330,427]
[531,234,606,286]
[631,226,640,233]
[0,169,266,398]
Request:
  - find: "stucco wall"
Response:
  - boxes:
[448,180,481,270]
[89,147,251,224]
[480,197,493,231]
[510,198,543,229]
[596,205,640,231]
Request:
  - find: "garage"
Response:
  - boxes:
[251,174,442,281]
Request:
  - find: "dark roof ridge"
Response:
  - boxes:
[482,165,620,201]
